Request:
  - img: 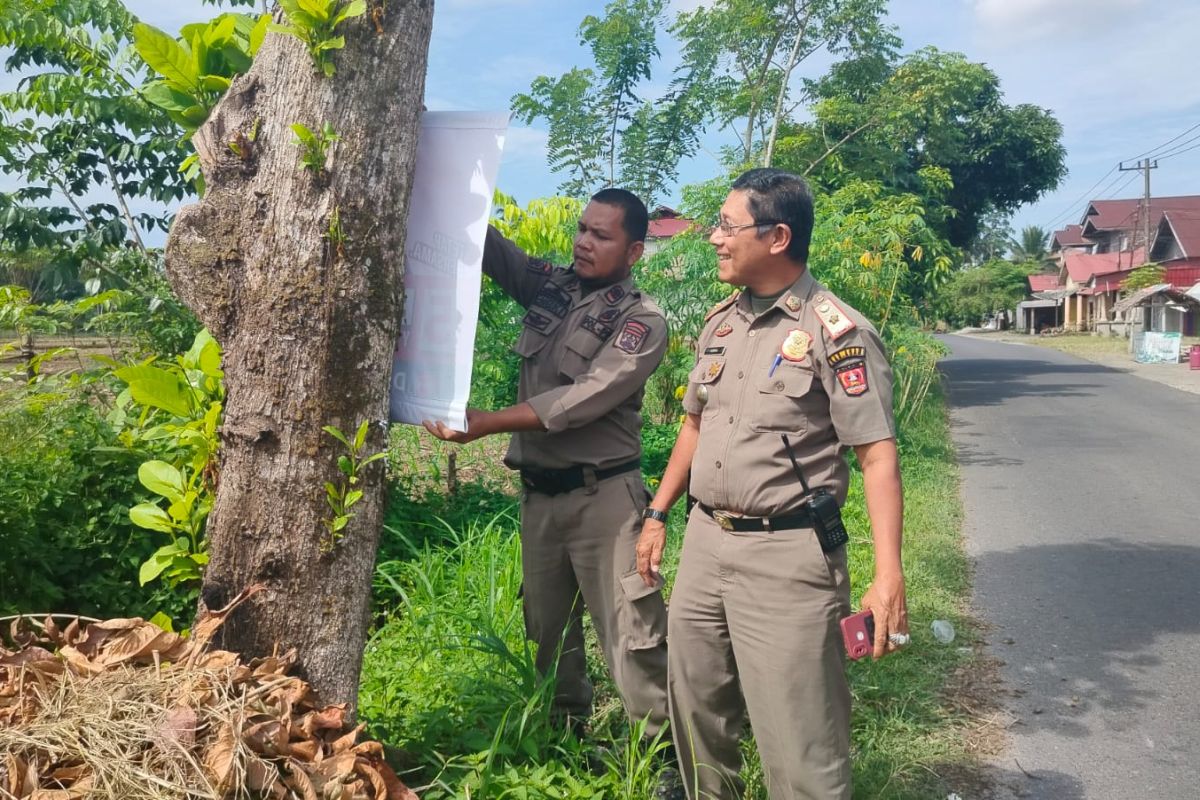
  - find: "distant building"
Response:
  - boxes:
[643,206,700,255]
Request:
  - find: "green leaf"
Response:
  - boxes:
[139,460,185,501]
[131,503,175,533]
[337,455,353,476]
[148,612,175,632]
[291,122,317,146]
[133,23,199,92]
[297,0,333,23]
[198,340,223,378]
[249,14,270,56]
[353,419,368,449]
[114,364,194,417]
[322,424,349,447]
[181,105,210,126]
[139,549,174,585]
[332,515,350,532]
[167,491,197,524]
[314,35,345,53]
[334,0,368,25]
[201,74,232,92]
[142,82,198,113]
[344,489,363,509]
[360,452,387,466]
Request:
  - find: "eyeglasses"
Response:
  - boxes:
[714,219,785,237]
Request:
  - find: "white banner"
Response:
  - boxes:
[390,111,510,429]
[1133,331,1182,364]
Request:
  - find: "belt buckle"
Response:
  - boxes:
[713,510,735,531]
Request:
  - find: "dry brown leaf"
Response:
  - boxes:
[45,763,89,786]
[330,724,364,753]
[300,705,346,737]
[8,616,35,648]
[189,583,267,652]
[5,753,27,797]
[350,739,381,759]
[157,705,198,750]
[0,645,56,667]
[245,756,284,798]
[30,771,93,799]
[41,616,61,646]
[355,759,388,800]
[287,737,321,762]
[95,625,182,667]
[244,719,288,757]
[61,617,81,646]
[284,761,320,800]
[56,645,104,676]
[374,760,420,800]
[307,750,356,787]
[202,722,237,791]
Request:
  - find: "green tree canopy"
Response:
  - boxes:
[773,47,1067,249]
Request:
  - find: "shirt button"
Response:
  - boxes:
[774,380,785,391]
[748,330,757,337]
[737,371,744,379]
[715,460,722,469]
[728,415,734,423]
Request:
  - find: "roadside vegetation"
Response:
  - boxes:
[0,0,1071,796]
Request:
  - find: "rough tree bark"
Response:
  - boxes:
[163,0,434,710]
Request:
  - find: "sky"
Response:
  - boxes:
[14,0,1200,243]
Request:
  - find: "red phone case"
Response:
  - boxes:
[840,610,874,660]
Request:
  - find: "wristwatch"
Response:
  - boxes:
[642,507,669,524]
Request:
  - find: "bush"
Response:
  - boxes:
[0,386,181,618]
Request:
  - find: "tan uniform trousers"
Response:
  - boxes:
[668,506,852,799]
[520,471,670,735]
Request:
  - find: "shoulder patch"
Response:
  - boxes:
[835,362,869,396]
[523,309,553,332]
[705,291,740,321]
[826,345,866,368]
[614,319,650,354]
[812,295,856,340]
[533,283,572,318]
[603,284,627,305]
[527,258,553,275]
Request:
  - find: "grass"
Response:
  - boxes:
[362,386,977,798]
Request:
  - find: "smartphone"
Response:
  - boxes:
[840,610,875,660]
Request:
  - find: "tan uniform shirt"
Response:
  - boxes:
[683,269,895,516]
[483,226,668,471]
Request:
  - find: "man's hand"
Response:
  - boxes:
[860,571,907,659]
[422,408,488,444]
[635,519,667,588]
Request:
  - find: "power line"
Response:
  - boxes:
[1153,137,1200,162]
[1101,171,1140,200]
[1124,120,1200,162]
[1041,166,1117,230]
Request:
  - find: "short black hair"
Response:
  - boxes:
[590,187,649,243]
[731,168,814,263]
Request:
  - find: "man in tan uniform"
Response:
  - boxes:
[424,189,672,748]
[637,169,908,799]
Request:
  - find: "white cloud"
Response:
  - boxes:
[973,0,1147,44]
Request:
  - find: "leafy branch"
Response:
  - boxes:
[272,0,367,78]
[321,421,385,552]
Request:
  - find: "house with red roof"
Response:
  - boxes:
[643,206,699,255]
[1045,195,1200,333]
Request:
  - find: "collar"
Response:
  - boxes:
[734,269,818,321]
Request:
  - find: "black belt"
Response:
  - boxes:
[698,501,813,532]
[520,459,640,496]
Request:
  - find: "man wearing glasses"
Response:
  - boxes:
[636,168,908,798]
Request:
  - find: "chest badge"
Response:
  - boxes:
[703,361,725,381]
[780,329,813,362]
[714,322,734,337]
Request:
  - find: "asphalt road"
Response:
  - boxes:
[939,334,1200,800]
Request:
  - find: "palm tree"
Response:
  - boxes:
[1009,225,1052,266]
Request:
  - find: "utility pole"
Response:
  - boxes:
[1119,158,1158,260]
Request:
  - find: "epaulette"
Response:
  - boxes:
[812,294,856,340]
[704,291,740,321]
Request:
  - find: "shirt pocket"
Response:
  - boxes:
[514,325,551,360]
[749,364,815,433]
[687,357,726,419]
[558,326,605,380]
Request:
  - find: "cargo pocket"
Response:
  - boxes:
[749,364,814,433]
[559,326,605,380]
[618,570,667,650]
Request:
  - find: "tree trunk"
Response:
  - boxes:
[163,0,434,711]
